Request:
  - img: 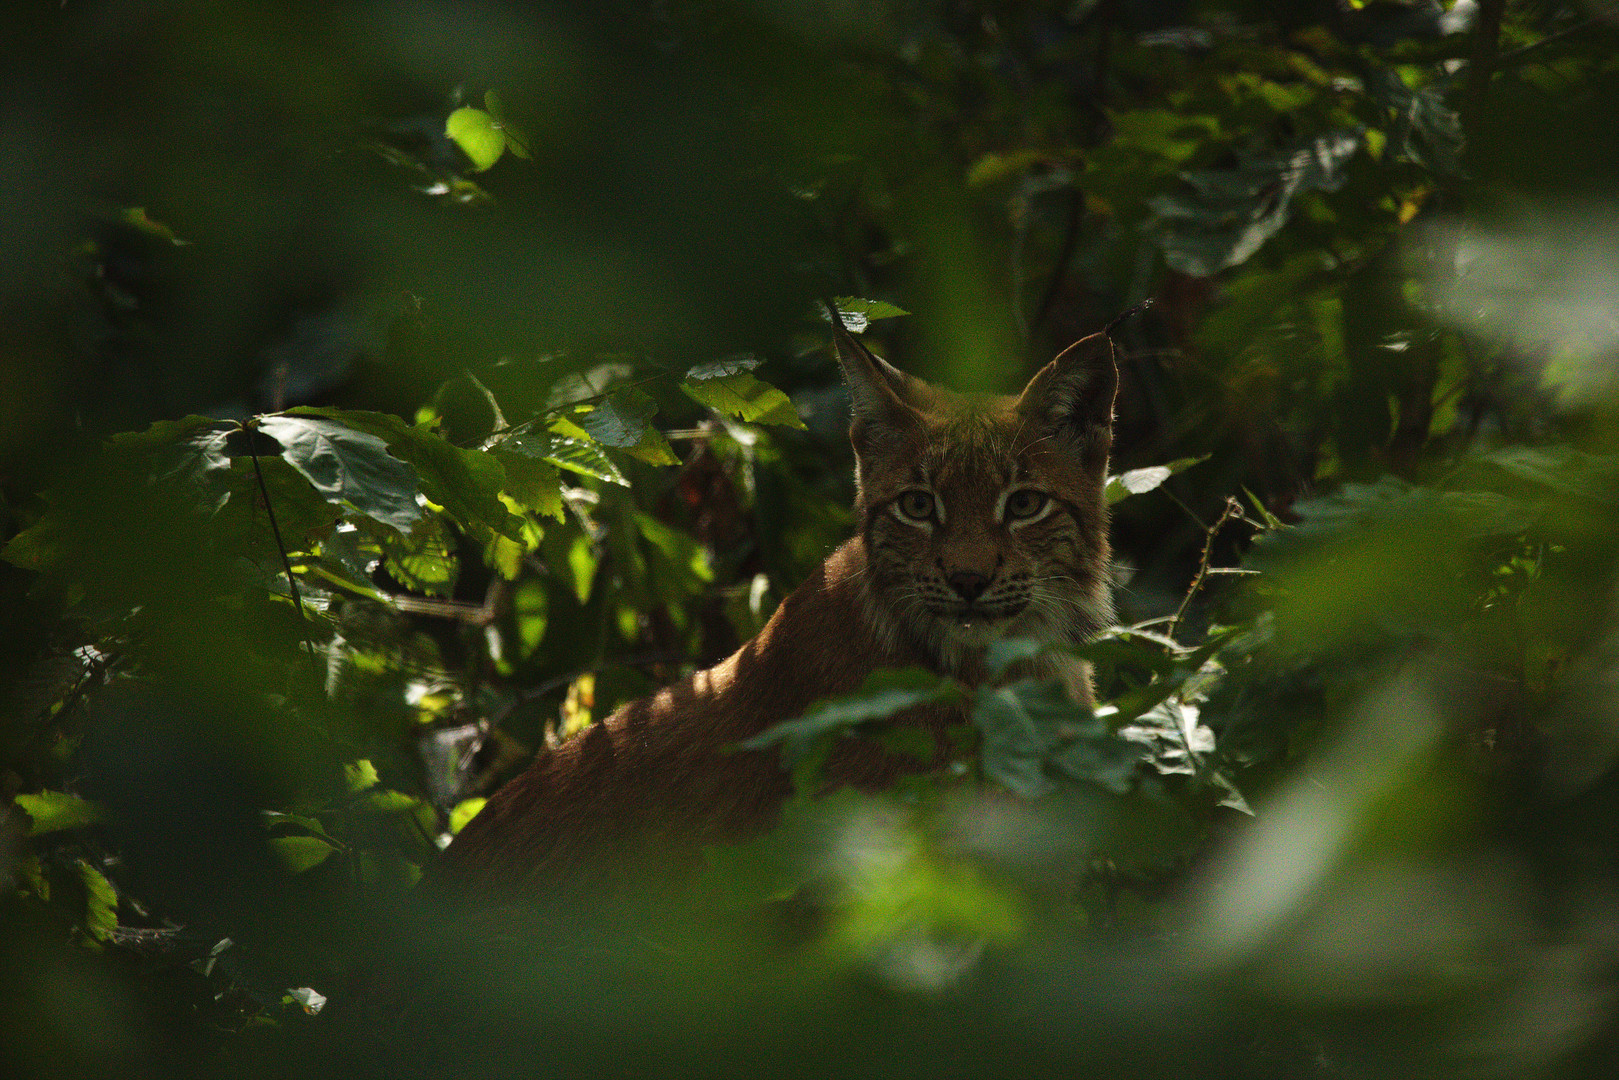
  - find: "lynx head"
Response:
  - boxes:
[829,312,1118,685]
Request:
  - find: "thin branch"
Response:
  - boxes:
[250,446,323,683]
[1167,496,1244,641]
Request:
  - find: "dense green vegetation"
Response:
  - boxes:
[4,2,1619,1076]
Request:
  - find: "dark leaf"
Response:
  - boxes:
[744,668,960,767]
[577,389,658,449]
[257,416,424,535]
[287,408,523,540]
[1149,128,1364,275]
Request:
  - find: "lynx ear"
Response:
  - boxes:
[1015,332,1118,471]
[826,302,924,455]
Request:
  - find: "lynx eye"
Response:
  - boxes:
[894,490,936,523]
[1004,489,1049,521]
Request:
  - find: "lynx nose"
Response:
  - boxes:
[946,570,991,603]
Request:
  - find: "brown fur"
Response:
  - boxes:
[434,319,1118,895]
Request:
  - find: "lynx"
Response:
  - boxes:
[435,314,1118,894]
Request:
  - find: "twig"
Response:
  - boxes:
[249,444,323,683]
[1492,11,1617,73]
[1168,496,1244,640]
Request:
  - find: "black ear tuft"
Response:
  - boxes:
[1015,333,1118,468]
[825,300,923,452]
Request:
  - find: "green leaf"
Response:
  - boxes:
[984,637,1048,677]
[445,106,505,171]
[577,389,658,449]
[77,861,118,942]
[288,408,524,540]
[493,451,565,520]
[214,455,344,569]
[513,577,548,655]
[831,297,910,333]
[556,531,598,605]
[682,372,805,429]
[1367,70,1463,176]
[1476,446,1619,505]
[483,90,533,160]
[1117,698,1214,778]
[972,685,1061,798]
[505,429,628,487]
[1,512,63,574]
[1105,454,1208,504]
[632,511,712,588]
[344,758,380,792]
[685,354,762,380]
[109,416,236,511]
[1106,109,1221,165]
[256,416,424,535]
[972,680,1138,798]
[965,149,1045,187]
[14,791,103,835]
[287,987,328,1015]
[367,789,421,814]
[622,425,680,466]
[449,797,487,835]
[744,668,960,767]
[1149,128,1363,275]
[269,836,339,874]
[1047,730,1140,795]
[119,206,187,245]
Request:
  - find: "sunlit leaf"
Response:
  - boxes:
[119,205,188,245]
[829,297,910,334]
[622,425,680,466]
[77,861,117,942]
[344,759,380,792]
[270,836,339,874]
[504,430,628,487]
[494,450,565,520]
[445,106,505,171]
[564,532,598,604]
[682,372,805,429]
[448,797,487,835]
[514,577,548,655]
[632,511,712,588]
[1105,454,1208,504]
[14,791,102,835]
[287,987,328,1015]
